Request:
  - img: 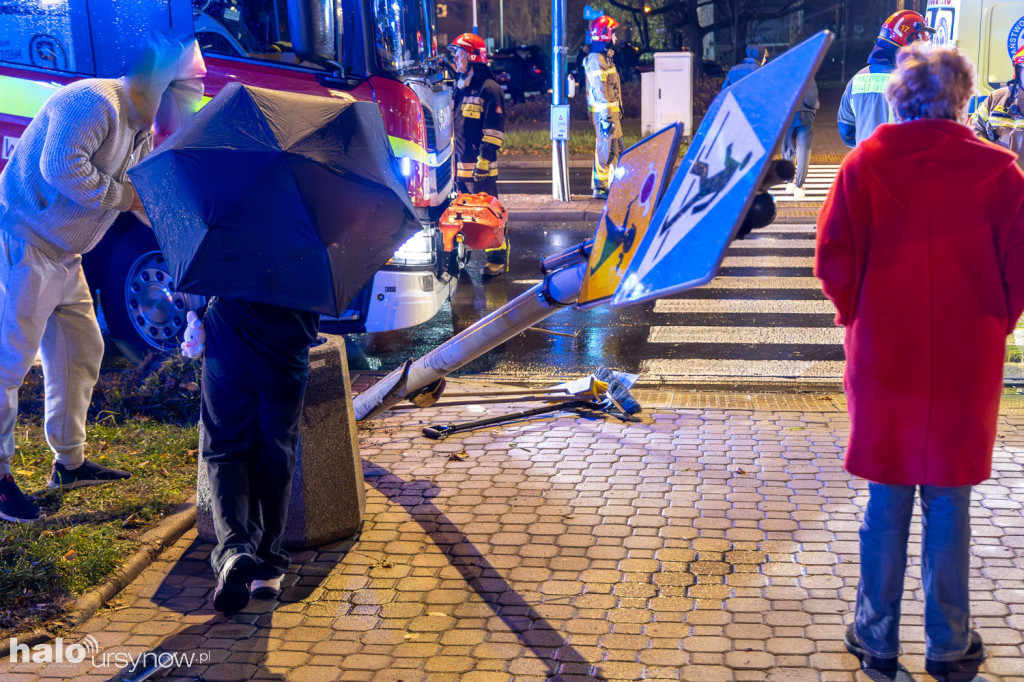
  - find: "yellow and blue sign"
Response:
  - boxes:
[577,123,680,308]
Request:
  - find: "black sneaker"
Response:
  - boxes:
[0,475,41,523]
[250,575,283,600]
[213,553,257,613]
[49,459,131,490]
[845,624,899,672]
[925,630,985,676]
[482,261,506,278]
[592,190,609,200]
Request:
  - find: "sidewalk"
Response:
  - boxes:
[7,378,1024,681]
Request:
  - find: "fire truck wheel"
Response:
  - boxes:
[98,223,206,364]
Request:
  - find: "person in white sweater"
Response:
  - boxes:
[0,34,206,523]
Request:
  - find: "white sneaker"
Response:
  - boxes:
[785,182,797,194]
[792,185,807,199]
[251,575,283,599]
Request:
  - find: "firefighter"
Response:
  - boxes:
[585,15,623,199]
[971,46,1024,168]
[448,33,509,278]
[838,10,933,148]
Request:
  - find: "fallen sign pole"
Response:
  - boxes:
[353,31,833,422]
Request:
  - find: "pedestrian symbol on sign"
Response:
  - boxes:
[2,136,18,160]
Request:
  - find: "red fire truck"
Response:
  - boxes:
[0,0,462,360]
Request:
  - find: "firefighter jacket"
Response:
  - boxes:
[838,44,897,148]
[971,84,1024,169]
[585,49,622,138]
[453,64,505,181]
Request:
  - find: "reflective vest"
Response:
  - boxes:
[584,51,621,118]
[971,84,1024,169]
[838,65,895,147]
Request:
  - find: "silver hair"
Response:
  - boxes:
[886,42,976,123]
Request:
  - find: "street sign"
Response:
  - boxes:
[550,105,570,141]
[611,30,834,308]
[577,123,681,308]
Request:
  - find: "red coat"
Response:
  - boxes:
[815,119,1024,486]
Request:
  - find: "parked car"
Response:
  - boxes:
[489,45,550,101]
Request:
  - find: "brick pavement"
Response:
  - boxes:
[4,386,1024,681]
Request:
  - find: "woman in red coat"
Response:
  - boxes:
[816,42,1024,675]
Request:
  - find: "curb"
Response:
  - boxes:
[0,501,197,657]
[509,209,604,222]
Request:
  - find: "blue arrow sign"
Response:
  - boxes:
[611,30,834,307]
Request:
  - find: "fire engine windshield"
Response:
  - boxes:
[372,0,436,73]
[194,0,314,66]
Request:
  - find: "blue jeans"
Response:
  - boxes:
[855,482,973,661]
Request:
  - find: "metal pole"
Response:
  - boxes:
[500,0,504,48]
[472,0,478,35]
[551,0,570,201]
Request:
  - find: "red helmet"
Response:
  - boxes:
[448,33,487,63]
[878,10,934,47]
[1014,45,1024,68]
[589,16,619,42]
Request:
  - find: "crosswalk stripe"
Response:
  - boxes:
[653,299,835,314]
[641,358,846,378]
[766,163,838,203]
[695,276,822,289]
[729,238,816,249]
[648,326,844,344]
[720,255,813,267]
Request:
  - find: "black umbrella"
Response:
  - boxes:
[128,82,421,316]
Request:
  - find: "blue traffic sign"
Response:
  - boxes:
[611,30,833,307]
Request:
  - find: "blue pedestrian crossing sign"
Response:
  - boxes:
[611,30,833,308]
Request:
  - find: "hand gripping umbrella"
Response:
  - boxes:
[128,82,421,315]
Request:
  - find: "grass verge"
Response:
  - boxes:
[502,121,645,156]
[1,356,200,640]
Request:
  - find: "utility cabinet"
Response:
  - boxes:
[642,52,694,138]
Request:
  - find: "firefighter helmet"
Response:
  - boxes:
[448,33,488,63]
[589,16,619,43]
[878,10,934,47]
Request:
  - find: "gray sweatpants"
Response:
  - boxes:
[0,233,102,476]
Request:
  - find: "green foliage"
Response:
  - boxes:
[1,419,197,637]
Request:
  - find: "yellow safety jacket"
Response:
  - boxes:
[584,50,621,126]
[971,84,1024,169]
[453,65,505,179]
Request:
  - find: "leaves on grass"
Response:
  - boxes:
[61,550,78,562]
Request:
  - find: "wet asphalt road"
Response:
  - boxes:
[344,220,655,382]
[497,166,594,195]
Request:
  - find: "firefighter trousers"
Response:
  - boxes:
[591,118,624,193]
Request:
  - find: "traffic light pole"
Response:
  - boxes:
[551,0,571,201]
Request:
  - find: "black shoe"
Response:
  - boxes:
[0,475,42,523]
[250,575,283,600]
[845,624,899,672]
[49,459,131,490]
[925,630,985,676]
[213,553,257,613]
[592,190,609,200]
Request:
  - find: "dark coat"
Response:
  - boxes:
[815,118,1024,486]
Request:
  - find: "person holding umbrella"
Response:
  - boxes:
[448,33,509,277]
[0,34,206,523]
[129,83,424,612]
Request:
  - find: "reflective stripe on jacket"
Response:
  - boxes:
[585,51,621,116]
[838,65,895,148]
[971,85,1024,169]
[453,65,505,178]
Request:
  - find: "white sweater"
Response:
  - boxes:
[0,79,153,259]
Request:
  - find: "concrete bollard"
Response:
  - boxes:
[196,335,365,548]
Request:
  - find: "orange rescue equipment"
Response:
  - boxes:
[438,192,508,251]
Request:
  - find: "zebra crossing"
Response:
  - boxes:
[639,221,1024,385]
[767,163,838,203]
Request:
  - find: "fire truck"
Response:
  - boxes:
[0,0,463,361]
